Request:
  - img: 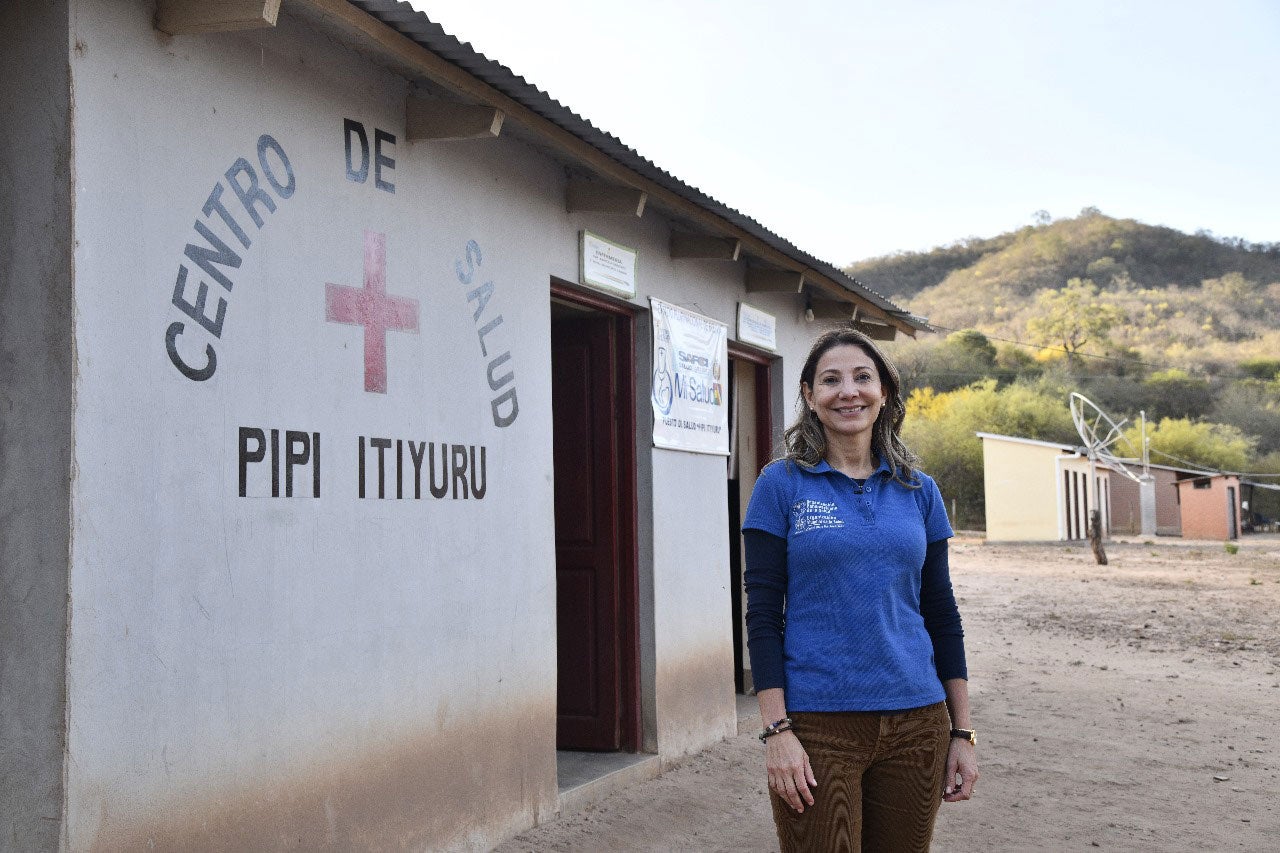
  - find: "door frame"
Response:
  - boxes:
[550,279,641,751]
[726,341,774,694]
[727,341,775,473]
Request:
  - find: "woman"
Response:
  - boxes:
[743,327,977,852]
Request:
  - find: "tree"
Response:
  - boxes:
[1251,450,1280,476]
[1076,375,1150,421]
[1202,272,1257,304]
[1025,278,1126,369]
[947,329,998,362]
[1239,357,1280,381]
[1246,451,1280,523]
[1084,256,1122,284]
[896,331,1001,394]
[995,343,1039,375]
[1121,417,1254,471]
[1211,379,1280,455]
[1142,369,1213,421]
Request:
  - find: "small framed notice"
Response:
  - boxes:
[737,302,777,351]
[579,230,638,298]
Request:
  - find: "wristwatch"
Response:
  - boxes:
[949,728,977,745]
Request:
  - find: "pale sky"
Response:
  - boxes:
[409,0,1279,266]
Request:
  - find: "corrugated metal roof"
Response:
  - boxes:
[346,0,924,329]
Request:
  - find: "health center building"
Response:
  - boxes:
[0,1,928,849]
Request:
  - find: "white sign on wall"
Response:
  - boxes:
[736,302,777,351]
[650,298,729,455]
[579,230,637,297]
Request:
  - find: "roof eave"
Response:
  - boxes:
[291,0,929,335]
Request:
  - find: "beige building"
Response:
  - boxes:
[979,432,1110,542]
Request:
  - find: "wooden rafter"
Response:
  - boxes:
[567,179,647,217]
[406,96,504,141]
[809,298,856,320]
[854,319,897,341]
[670,232,741,261]
[745,269,805,293]
[155,0,281,34]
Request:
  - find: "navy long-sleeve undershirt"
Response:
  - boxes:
[743,530,967,695]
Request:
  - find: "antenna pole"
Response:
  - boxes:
[1140,410,1149,476]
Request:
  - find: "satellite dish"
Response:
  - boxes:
[1069,392,1141,484]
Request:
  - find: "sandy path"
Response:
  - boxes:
[496,536,1280,852]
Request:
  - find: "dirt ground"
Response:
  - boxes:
[495,535,1280,852]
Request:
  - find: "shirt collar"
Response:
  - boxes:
[801,455,894,479]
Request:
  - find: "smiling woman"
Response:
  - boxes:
[781,328,917,483]
[802,345,887,447]
[741,326,978,852]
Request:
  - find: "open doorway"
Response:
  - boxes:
[549,283,640,754]
[726,344,774,695]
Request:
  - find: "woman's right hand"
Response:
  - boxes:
[766,730,817,813]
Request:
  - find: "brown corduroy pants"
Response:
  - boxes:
[769,702,951,853]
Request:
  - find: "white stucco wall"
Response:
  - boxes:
[649,449,737,757]
[66,2,560,848]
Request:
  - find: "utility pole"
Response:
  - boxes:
[1138,410,1156,536]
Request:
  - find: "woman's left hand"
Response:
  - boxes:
[942,738,977,801]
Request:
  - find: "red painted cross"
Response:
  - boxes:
[325,230,419,393]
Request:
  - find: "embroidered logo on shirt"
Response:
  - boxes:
[791,499,844,534]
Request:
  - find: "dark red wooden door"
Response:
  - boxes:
[552,315,621,750]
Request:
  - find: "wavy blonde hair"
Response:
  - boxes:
[782,326,920,488]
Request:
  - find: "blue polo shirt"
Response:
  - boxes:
[742,457,954,711]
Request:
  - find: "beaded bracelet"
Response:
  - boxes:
[759,717,794,742]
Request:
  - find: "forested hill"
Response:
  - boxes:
[848,209,1280,303]
[846,209,1280,368]
[845,210,1280,529]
